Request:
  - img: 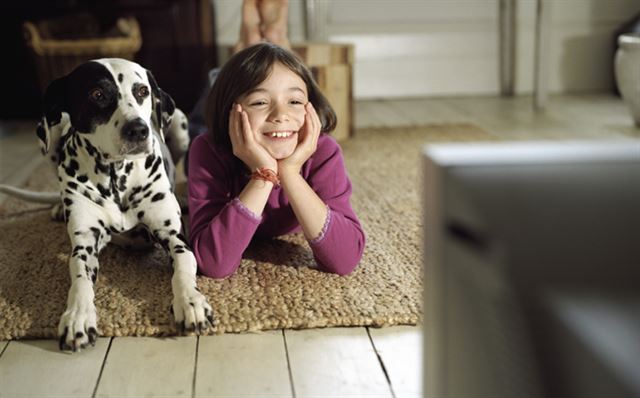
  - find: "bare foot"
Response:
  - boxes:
[258,0,290,50]
[233,0,263,54]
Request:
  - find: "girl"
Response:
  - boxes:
[187,43,365,279]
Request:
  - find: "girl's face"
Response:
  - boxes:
[237,62,308,160]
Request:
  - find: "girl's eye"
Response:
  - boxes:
[250,101,268,106]
[89,88,104,101]
[290,100,304,105]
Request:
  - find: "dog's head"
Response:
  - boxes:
[39,58,175,161]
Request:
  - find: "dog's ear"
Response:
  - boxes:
[42,76,67,127]
[147,70,176,141]
[38,76,68,153]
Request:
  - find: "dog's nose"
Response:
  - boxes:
[122,118,149,142]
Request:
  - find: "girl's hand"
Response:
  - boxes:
[229,103,278,172]
[278,102,321,177]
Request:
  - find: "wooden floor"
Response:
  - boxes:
[0,94,638,398]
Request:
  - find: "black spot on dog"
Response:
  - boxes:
[145,154,155,169]
[118,175,127,191]
[64,197,73,206]
[86,247,93,255]
[77,174,89,183]
[181,122,187,130]
[125,162,134,175]
[128,103,133,108]
[176,233,191,250]
[118,73,123,83]
[66,145,78,159]
[151,192,165,202]
[68,181,78,190]
[164,219,171,227]
[115,120,119,128]
[134,71,142,79]
[97,183,111,198]
[83,139,97,156]
[95,160,109,175]
[137,211,145,219]
[149,156,162,177]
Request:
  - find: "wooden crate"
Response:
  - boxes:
[292,43,354,142]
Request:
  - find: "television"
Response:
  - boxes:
[422,140,640,398]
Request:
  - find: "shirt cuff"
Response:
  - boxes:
[309,206,332,244]
[231,197,262,222]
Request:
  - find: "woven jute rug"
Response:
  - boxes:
[0,124,494,339]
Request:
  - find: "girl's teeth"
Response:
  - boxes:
[270,132,291,138]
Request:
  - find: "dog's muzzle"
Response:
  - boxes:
[122,118,149,142]
[120,118,151,155]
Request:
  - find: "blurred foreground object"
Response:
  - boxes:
[423,140,640,398]
[615,33,640,127]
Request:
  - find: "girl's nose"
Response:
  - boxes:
[269,105,290,123]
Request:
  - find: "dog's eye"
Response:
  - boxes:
[89,88,104,101]
[138,86,149,98]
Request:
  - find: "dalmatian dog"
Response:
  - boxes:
[0,58,213,351]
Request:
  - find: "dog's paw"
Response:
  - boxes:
[172,289,214,335]
[58,298,99,352]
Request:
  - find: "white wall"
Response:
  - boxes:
[212,0,640,99]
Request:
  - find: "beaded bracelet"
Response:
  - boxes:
[251,167,280,187]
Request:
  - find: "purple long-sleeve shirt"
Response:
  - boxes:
[187,133,365,279]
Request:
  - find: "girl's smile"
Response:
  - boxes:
[238,62,308,160]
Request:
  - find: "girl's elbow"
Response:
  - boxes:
[320,257,360,276]
[195,252,239,279]
[335,262,359,276]
[199,264,236,279]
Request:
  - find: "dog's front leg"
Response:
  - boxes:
[145,212,214,333]
[58,217,109,351]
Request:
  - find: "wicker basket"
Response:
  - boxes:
[23,15,142,93]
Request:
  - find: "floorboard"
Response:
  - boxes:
[369,326,422,398]
[285,327,393,398]
[195,330,293,398]
[0,338,110,398]
[94,336,197,398]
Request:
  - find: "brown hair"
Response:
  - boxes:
[205,43,337,152]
